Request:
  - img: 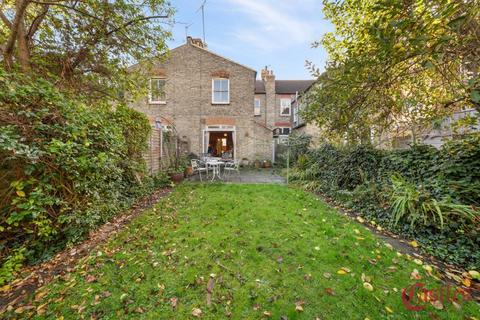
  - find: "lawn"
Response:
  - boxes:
[9,184,479,319]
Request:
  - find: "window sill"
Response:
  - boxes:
[254,114,261,117]
[212,102,230,105]
[280,114,291,117]
[149,101,166,105]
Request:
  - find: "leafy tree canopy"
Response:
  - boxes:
[0,0,173,100]
[305,0,480,144]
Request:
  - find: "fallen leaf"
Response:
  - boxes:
[263,311,272,317]
[16,190,26,197]
[36,303,48,315]
[170,297,178,310]
[356,216,365,223]
[337,267,350,275]
[462,278,471,287]
[295,300,304,312]
[323,272,332,279]
[361,273,371,283]
[423,265,433,273]
[409,240,419,248]
[385,306,394,314]
[384,243,393,250]
[85,274,96,283]
[363,282,374,291]
[34,290,48,301]
[0,285,11,293]
[192,308,202,317]
[468,270,479,280]
[135,307,145,314]
[413,259,423,265]
[431,300,443,310]
[410,269,422,280]
[324,287,336,296]
[14,306,24,314]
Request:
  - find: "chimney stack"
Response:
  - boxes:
[262,66,276,128]
[187,36,205,48]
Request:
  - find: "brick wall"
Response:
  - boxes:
[129,40,273,162]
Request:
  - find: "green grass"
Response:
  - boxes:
[10,184,479,319]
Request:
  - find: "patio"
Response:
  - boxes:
[188,168,285,184]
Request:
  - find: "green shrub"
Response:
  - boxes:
[290,138,480,269]
[390,174,478,229]
[0,71,159,283]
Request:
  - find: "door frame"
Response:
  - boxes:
[202,125,236,160]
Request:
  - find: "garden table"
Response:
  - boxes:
[206,160,223,181]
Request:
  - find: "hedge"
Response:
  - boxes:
[289,136,480,269]
[0,71,168,284]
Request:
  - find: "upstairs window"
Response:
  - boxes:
[149,78,166,104]
[254,98,261,116]
[212,78,230,104]
[280,98,291,116]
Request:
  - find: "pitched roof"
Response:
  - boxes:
[255,80,315,94]
[255,81,266,94]
[275,80,315,94]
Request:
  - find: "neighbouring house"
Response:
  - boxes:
[291,82,323,146]
[128,37,314,163]
[376,108,480,149]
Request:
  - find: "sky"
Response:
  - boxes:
[166,0,334,80]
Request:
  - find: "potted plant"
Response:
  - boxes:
[169,155,188,183]
[184,153,198,177]
[264,160,272,168]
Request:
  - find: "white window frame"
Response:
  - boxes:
[212,78,230,104]
[278,127,291,136]
[149,78,166,104]
[254,98,261,116]
[280,98,291,116]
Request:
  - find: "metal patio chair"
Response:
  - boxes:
[191,159,207,181]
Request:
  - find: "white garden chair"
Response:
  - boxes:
[191,159,207,181]
[224,159,240,177]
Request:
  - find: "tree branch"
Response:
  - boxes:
[26,4,49,41]
[105,15,169,37]
[0,10,12,29]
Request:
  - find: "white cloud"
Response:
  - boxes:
[221,0,322,51]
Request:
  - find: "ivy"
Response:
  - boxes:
[290,136,480,269]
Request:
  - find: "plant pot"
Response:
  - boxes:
[185,166,193,176]
[264,160,272,168]
[254,160,261,169]
[169,172,184,183]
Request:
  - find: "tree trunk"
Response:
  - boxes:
[3,0,30,70]
[16,19,31,72]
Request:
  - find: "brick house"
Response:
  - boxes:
[128,37,313,162]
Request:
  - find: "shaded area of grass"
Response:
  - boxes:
[9,184,479,319]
